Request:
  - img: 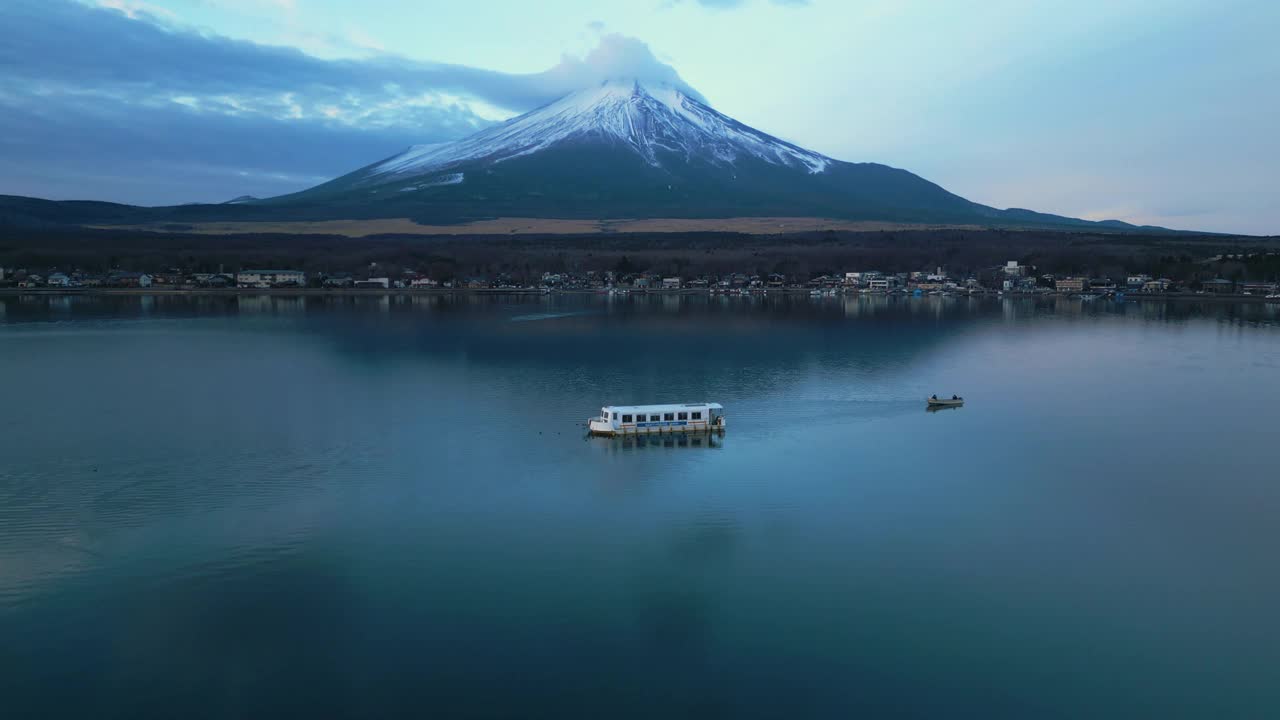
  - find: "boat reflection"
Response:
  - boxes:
[925,403,963,414]
[594,433,724,451]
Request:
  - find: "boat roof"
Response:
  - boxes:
[604,403,722,413]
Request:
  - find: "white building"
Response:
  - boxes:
[1003,261,1026,277]
[354,277,390,289]
[868,278,891,291]
[47,273,71,287]
[662,277,682,289]
[236,269,306,288]
[410,278,439,288]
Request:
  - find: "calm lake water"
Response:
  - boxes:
[2,293,1279,718]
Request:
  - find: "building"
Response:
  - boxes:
[1055,277,1087,293]
[1238,282,1276,295]
[662,277,682,289]
[354,277,390,289]
[199,274,233,288]
[236,270,306,288]
[47,273,71,287]
[150,272,183,286]
[1143,279,1171,293]
[1002,261,1026,277]
[108,272,152,288]
[867,278,891,292]
[1126,274,1152,288]
[410,278,439,288]
[322,273,354,288]
[1201,279,1236,294]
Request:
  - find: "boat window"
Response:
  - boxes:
[664,413,674,421]
[622,415,633,423]
[649,414,660,422]
[677,412,688,420]
[692,411,702,420]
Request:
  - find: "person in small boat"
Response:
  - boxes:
[952,395,958,400]
[931,395,937,400]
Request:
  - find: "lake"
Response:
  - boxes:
[2,293,1279,718]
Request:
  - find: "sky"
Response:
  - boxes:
[0,0,1275,234]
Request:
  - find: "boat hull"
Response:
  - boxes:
[927,399,964,407]
[588,419,726,437]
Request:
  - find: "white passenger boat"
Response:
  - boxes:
[588,403,725,436]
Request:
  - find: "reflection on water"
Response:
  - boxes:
[594,432,725,451]
[2,293,1280,718]
[924,403,963,414]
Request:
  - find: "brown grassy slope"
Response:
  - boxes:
[95,217,986,237]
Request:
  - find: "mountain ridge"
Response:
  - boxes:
[0,78,1182,233]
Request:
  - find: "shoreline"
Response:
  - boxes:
[1,288,1275,303]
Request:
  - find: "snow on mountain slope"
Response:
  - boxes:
[365,78,831,183]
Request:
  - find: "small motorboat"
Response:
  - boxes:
[927,395,964,407]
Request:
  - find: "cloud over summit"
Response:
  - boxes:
[0,0,700,204]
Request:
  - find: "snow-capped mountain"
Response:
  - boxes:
[262,78,1142,230]
[366,79,831,182]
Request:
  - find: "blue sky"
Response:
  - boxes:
[1,0,1275,234]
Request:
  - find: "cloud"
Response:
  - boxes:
[0,0,703,204]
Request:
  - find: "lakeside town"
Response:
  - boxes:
[3,254,1279,299]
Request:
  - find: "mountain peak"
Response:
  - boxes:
[361,76,830,183]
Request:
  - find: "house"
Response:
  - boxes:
[410,277,439,288]
[236,269,305,288]
[1238,282,1276,295]
[1055,277,1087,293]
[867,278,891,292]
[1002,261,1026,277]
[1089,278,1118,292]
[662,277,682,289]
[108,272,152,288]
[1126,274,1152,288]
[150,273,183,286]
[1143,279,1171,293]
[322,273,354,288]
[354,277,390,289]
[1201,279,1236,294]
[196,274,233,287]
[47,273,71,287]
